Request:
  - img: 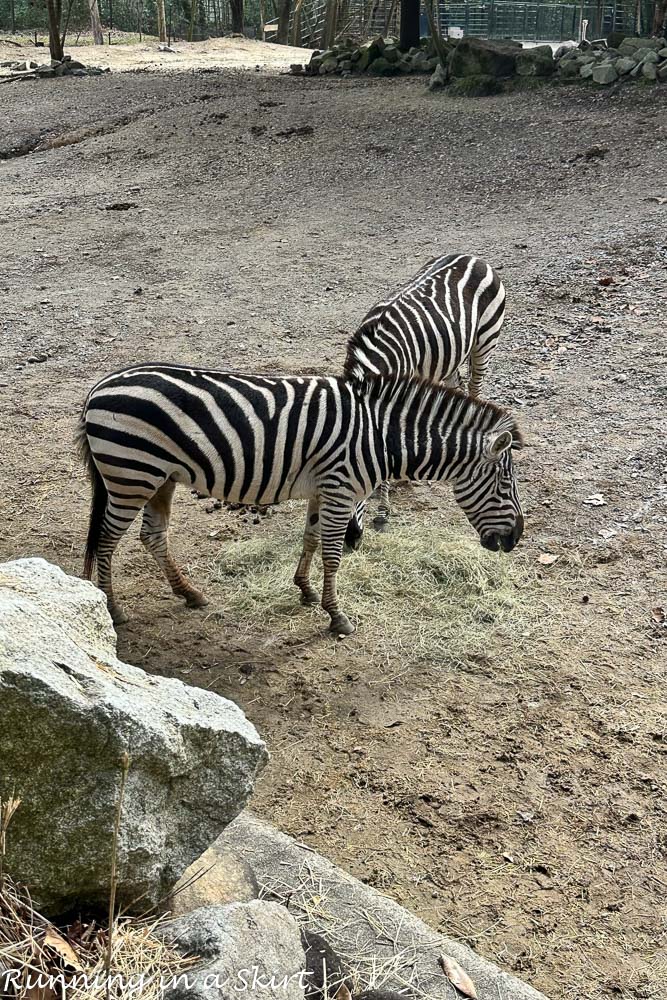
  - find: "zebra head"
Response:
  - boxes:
[451,420,524,553]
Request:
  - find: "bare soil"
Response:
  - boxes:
[0,53,665,1000]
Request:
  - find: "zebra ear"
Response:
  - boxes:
[484,429,513,460]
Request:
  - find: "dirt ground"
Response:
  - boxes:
[0,51,666,1000]
[0,33,311,74]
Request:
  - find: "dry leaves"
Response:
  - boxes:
[335,986,352,1000]
[583,493,607,507]
[538,553,559,566]
[43,926,84,971]
[439,955,478,998]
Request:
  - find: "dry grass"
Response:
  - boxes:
[0,873,195,999]
[210,506,548,668]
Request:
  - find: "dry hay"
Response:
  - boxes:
[259,857,436,999]
[0,872,195,999]
[210,506,548,668]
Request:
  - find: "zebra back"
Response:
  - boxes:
[344,253,506,386]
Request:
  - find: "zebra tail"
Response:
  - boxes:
[76,412,107,580]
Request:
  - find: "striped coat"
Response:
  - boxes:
[78,364,523,636]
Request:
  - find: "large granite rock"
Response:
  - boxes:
[217,812,550,1000]
[449,37,519,79]
[159,901,306,999]
[0,558,268,916]
[516,44,555,77]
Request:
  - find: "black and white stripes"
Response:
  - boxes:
[344,253,506,543]
[79,364,523,635]
[345,253,506,393]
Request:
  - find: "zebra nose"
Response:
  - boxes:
[500,514,524,552]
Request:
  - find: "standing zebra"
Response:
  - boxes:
[344,253,506,546]
[78,364,523,636]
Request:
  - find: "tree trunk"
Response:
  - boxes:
[652,0,666,35]
[157,0,167,40]
[399,0,420,49]
[230,0,244,32]
[89,0,104,43]
[277,0,292,43]
[188,0,198,40]
[47,0,64,60]
[320,0,337,48]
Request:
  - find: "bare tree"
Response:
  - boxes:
[276,0,292,43]
[653,0,667,35]
[46,0,65,60]
[157,0,168,41]
[229,0,244,32]
[89,0,104,43]
[320,0,338,48]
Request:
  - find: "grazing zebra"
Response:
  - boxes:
[344,253,506,547]
[78,364,523,636]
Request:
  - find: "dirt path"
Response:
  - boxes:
[0,68,665,1000]
[0,34,312,74]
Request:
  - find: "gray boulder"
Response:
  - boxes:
[159,901,306,999]
[168,843,259,917]
[0,558,268,916]
[318,57,338,74]
[615,56,637,74]
[449,37,518,79]
[516,46,555,77]
[428,61,448,90]
[559,58,582,78]
[658,61,667,81]
[367,56,398,75]
[592,62,618,84]
[635,47,659,63]
[580,62,594,78]
[642,59,658,79]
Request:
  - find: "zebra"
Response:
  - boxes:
[343,253,506,548]
[77,363,523,637]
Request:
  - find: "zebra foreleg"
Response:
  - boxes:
[320,497,355,636]
[344,500,366,551]
[372,481,391,532]
[293,497,321,606]
[140,479,209,610]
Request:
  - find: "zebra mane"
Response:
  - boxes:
[350,372,523,447]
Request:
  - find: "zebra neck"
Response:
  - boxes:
[375,381,482,484]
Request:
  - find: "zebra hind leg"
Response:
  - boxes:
[372,481,391,533]
[344,500,366,551]
[320,496,355,636]
[468,350,491,398]
[140,478,209,610]
[293,497,321,606]
[95,499,148,626]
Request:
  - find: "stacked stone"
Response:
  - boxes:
[301,35,442,77]
[556,36,667,85]
[0,54,110,79]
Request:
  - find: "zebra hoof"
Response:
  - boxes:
[109,603,129,626]
[344,521,364,552]
[373,516,389,533]
[300,588,320,607]
[329,613,355,637]
[184,590,209,609]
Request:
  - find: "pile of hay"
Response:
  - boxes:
[212,507,544,665]
[0,857,193,1000]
